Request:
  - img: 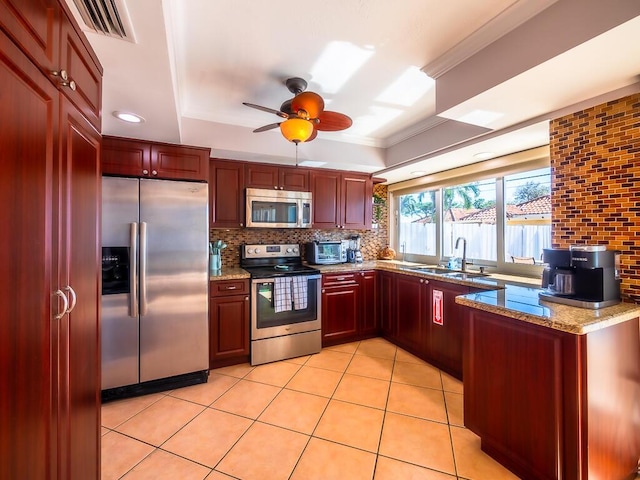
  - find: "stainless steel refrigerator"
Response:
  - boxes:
[101,177,209,398]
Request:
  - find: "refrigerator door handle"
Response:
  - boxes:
[129,222,139,317]
[139,222,148,316]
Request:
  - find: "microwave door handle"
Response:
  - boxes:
[297,200,303,228]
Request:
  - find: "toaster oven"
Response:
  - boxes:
[306,241,348,265]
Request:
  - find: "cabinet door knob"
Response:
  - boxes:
[53,289,68,320]
[420,279,424,283]
[142,169,149,175]
[239,223,243,227]
[274,186,278,189]
[64,285,77,313]
[322,289,325,294]
[152,170,158,176]
[245,296,249,301]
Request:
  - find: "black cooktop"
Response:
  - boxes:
[243,264,319,279]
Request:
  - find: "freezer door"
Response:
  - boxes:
[139,179,209,382]
[101,177,140,390]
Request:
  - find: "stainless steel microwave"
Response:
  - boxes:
[246,188,312,228]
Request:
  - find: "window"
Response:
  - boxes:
[398,190,437,257]
[503,168,551,264]
[393,163,551,272]
[443,179,496,263]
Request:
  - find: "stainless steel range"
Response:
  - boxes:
[241,243,321,365]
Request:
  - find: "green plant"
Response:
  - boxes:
[373,192,386,223]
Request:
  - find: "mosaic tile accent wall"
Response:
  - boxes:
[211,184,390,268]
[549,92,640,301]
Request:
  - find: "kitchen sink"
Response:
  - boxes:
[400,265,490,279]
[403,266,452,274]
[441,271,490,279]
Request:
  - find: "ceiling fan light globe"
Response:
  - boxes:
[280,118,314,143]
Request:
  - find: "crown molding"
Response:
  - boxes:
[382,116,449,148]
[422,0,559,79]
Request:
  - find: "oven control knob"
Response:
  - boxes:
[247,248,254,254]
[286,248,293,253]
[254,248,261,254]
[293,247,299,253]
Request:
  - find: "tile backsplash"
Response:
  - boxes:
[211,184,389,268]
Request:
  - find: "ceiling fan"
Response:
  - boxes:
[243,77,353,144]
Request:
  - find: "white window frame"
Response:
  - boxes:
[388,147,549,278]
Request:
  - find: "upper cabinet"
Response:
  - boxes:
[311,170,372,229]
[0,0,102,131]
[245,164,309,191]
[102,136,210,182]
[210,158,245,228]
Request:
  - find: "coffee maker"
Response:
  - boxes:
[347,234,363,263]
[539,245,621,309]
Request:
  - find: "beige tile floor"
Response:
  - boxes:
[101,338,522,480]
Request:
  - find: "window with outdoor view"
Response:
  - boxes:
[503,168,551,264]
[443,179,497,263]
[398,190,437,257]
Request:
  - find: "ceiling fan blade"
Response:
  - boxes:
[315,111,353,131]
[243,102,288,119]
[253,122,281,133]
[291,92,324,118]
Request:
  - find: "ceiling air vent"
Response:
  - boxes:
[71,0,130,39]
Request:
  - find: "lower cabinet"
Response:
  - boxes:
[394,274,430,356]
[427,280,471,379]
[380,272,480,380]
[322,273,360,346]
[209,279,250,368]
[321,270,378,346]
[463,308,640,480]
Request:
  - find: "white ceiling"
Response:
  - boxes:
[65,0,640,184]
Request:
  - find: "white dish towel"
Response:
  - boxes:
[292,276,308,310]
[274,277,292,313]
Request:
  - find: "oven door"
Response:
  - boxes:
[251,275,321,340]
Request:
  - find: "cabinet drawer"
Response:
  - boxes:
[210,279,249,297]
[322,272,358,287]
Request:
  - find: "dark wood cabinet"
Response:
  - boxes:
[378,271,396,338]
[102,136,210,181]
[463,308,640,480]
[321,273,360,346]
[209,280,250,368]
[394,274,430,356]
[310,171,372,229]
[0,7,101,478]
[210,159,246,228]
[357,270,378,337]
[0,0,102,131]
[427,280,471,379]
[245,164,309,191]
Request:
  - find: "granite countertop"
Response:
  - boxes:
[313,260,640,335]
[209,261,640,334]
[209,267,250,281]
[455,284,640,335]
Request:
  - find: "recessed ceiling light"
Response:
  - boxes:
[113,111,145,123]
[410,170,426,176]
[473,152,495,160]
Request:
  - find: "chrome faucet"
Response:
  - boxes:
[455,237,467,271]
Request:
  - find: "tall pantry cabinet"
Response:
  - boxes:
[0,1,103,479]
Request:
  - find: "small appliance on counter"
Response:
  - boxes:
[347,234,363,263]
[306,240,348,265]
[539,245,621,309]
